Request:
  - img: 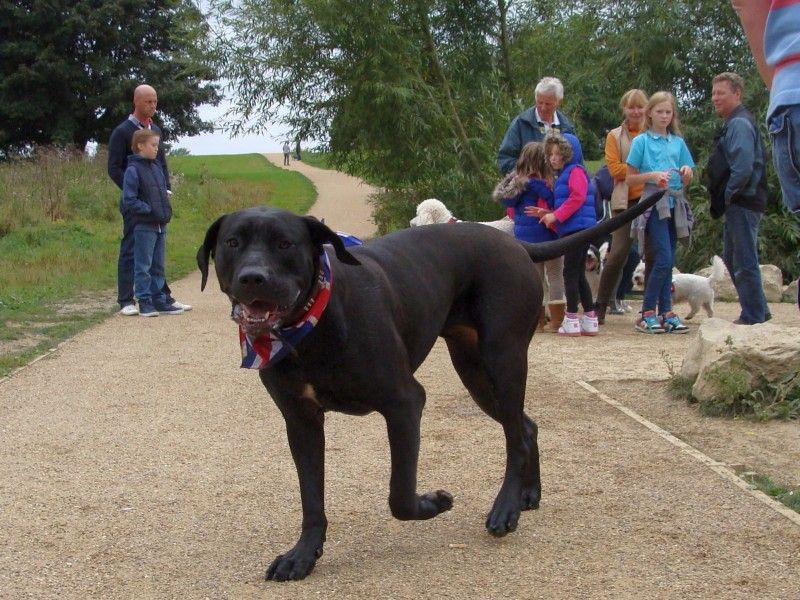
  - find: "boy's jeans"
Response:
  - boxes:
[769,104,800,215]
[133,224,167,307]
[643,209,677,315]
[723,203,767,324]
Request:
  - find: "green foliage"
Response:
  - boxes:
[0,0,220,152]
[0,150,316,377]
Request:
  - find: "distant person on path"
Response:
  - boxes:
[496,76,576,175]
[731,0,800,309]
[595,89,651,324]
[708,72,770,324]
[282,141,291,166]
[122,129,183,317]
[107,84,190,316]
[492,141,564,331]
[626,91,694,334]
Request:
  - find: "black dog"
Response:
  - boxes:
[197,191,663,581]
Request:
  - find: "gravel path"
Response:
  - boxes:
[1,156,798,599]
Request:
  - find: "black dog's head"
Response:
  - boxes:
[197,207,360,336]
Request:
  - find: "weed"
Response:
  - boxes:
[661,349,695,401]
[739,471,800,514]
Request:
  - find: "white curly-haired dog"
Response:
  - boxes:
[631,255,726,319]
[410,198,515,235]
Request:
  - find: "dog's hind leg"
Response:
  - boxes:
[382,379,454,521]
[704,300,714,318]
[444,331,540,533]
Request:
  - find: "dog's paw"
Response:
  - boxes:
[420,490,454,515]
[520,487,540,511]
[266,545,323,582]
[485,501,521,537]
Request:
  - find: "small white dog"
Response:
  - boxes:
[632,255,726,319]
[410,198,515,235]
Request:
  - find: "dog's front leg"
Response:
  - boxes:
[383,396,454,521]
[266,405,327,582]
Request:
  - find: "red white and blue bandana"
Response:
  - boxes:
[239,250,332,369]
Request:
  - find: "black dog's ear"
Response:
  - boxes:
[303,216,361,266]
[197,214,226,291]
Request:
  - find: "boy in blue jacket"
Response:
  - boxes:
[122,129,183,317]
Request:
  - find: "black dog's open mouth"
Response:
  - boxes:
[232,300,295,336]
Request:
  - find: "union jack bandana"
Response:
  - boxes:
[239,250,332,369]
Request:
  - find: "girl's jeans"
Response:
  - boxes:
[642,209,677,315]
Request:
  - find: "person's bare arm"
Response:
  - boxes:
[730,0,774,88]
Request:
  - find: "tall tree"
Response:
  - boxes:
[0,0,221,153]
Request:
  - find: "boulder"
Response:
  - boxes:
[681,318,800,402]
[783,278,798,304]
[698,262,785,303]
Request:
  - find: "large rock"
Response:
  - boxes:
[784,278,798,304]
[698,262,785,303]
[681,318,800,402]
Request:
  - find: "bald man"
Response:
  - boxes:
[108,84,190,315]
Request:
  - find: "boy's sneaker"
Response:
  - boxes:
[155,302,185,315]
[580,313,599,336]
[558,315,581,337]
[119,304,138,316]
[139,302,159,318]
[634,310,664,334]
[661,312,689,333]
[170,301,192,312]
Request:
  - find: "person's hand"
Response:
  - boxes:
[679,166,693,185]
[655,171,670,188]
[523,206,545,218]
[540,212,556,227]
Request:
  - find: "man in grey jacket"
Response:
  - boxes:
[496,76,576,174]
[709,72,770,324]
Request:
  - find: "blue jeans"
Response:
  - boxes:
[723,204,767,323]
[118,212,173,307]
[768,104,800,215]
[642,209,677,314]
[133,224,167,306]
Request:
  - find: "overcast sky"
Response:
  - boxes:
[171,100,294,156]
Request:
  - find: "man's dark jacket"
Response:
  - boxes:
[705,104,768,218]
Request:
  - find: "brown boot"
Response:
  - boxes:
[537,306,547,331]
[548,301,566,333]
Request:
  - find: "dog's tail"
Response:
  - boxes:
[709,255,726,285]
[520,190,665,263]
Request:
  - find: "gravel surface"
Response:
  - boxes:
[1,154,798,599]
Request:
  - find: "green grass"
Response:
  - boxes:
[741,472,800,513]
[0,151,316,378]
[299,152,332,170]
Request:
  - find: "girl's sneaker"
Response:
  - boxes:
[558,316,581,337]
[661,311,689,333]
[635,310,664,334]
[580,313,599,336]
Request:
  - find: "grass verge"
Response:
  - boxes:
[0,151,315,378]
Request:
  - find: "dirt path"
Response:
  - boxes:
[1,158,799,599]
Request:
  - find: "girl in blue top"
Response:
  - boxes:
[626,91,695,334]
[492,141,565,331]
